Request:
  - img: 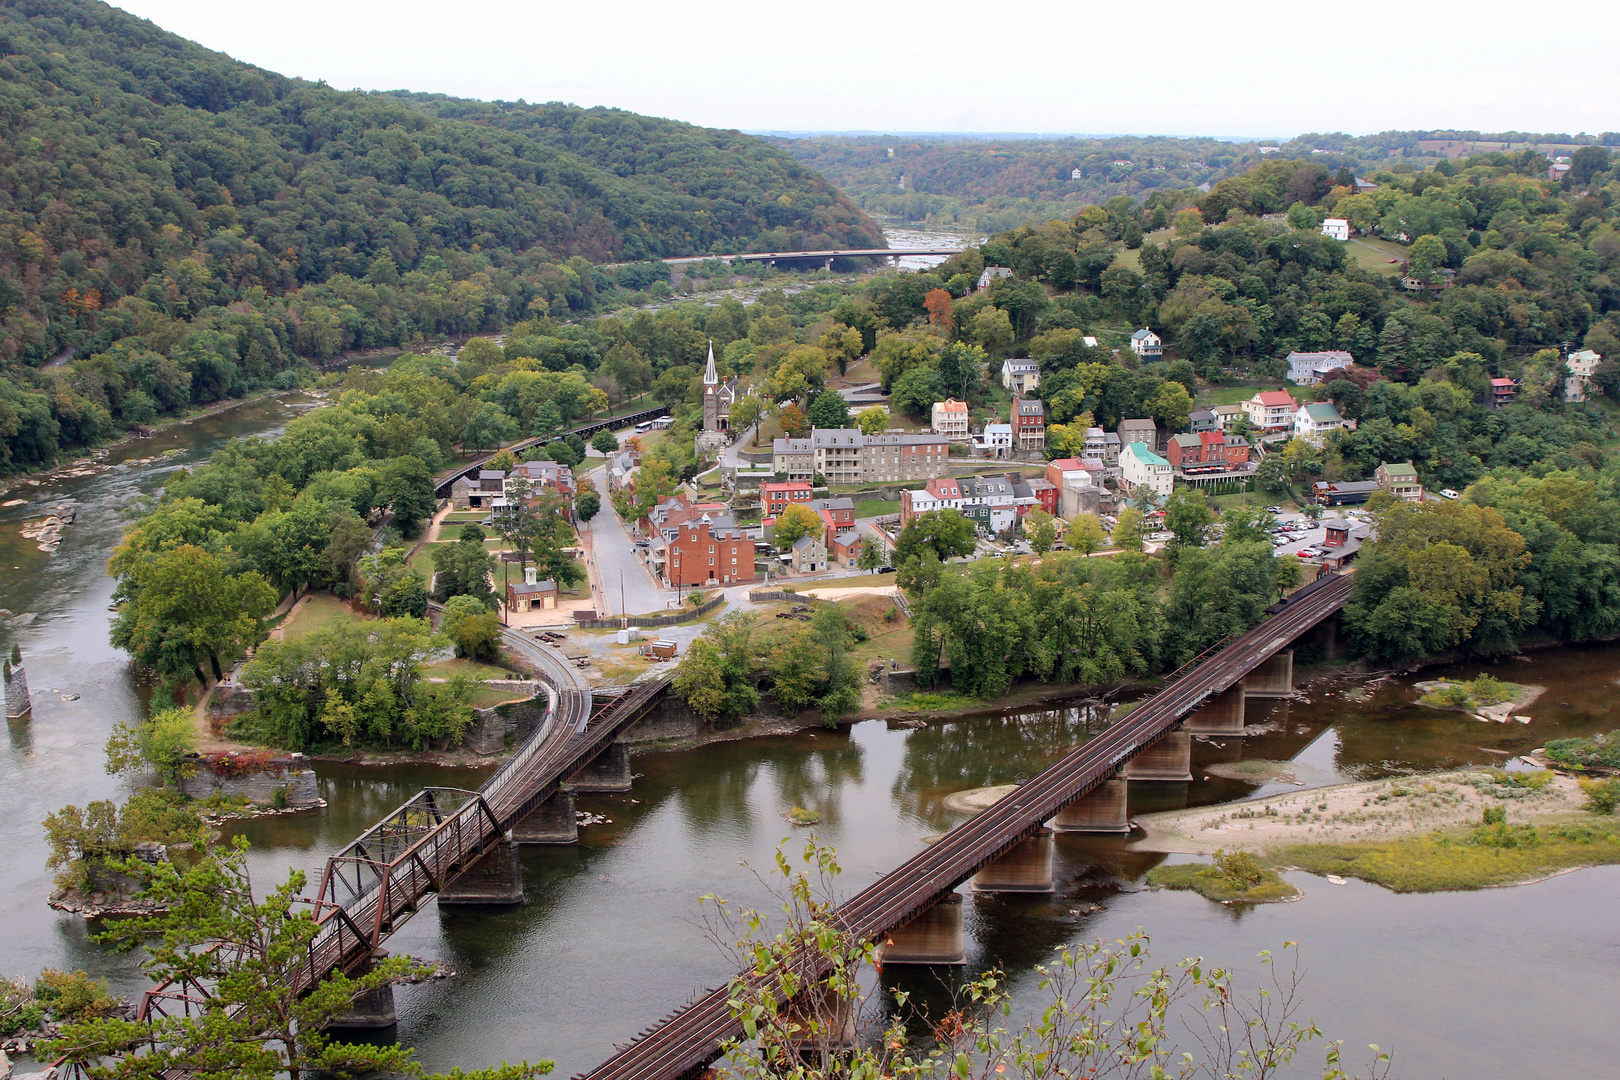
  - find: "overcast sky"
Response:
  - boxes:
[113,0,1619,138]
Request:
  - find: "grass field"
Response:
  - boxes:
[282,592,370,640]
[468,685,532,709]
[425,658,513,681]
[1146,859,1300,904]
[854,499,900,518]
[1275,820,1620,892]
[1346,236,1408,276]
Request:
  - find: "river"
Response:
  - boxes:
[2,398,1617,1079]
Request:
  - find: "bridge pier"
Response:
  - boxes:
[1183,685,1246,737]
[567,740,633,793]
[823,257,834,271]
[437,838,524,907]
[327,951,397,1031]
[875,892,965,965]
[1122,730,1193,782]
[512,790,577,845]
[1243,650,1294,697]
[971,828,1054,893]
[783,983,860,1051]
[1051,778,1130,833]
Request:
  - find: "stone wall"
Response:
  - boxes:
[621,692,704,745]
[880,666,952,695]
[178,760,320,806]
[462,693,550,755]
[207,681,256,721]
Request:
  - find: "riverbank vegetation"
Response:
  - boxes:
[1544,729,1620,770]
[1146,849,1301,904]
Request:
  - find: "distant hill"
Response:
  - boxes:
[779,130,1619,233]
[0,0,879,469]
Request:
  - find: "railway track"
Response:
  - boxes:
[573,573,1354,1080]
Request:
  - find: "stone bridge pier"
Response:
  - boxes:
[1122,729,1193,781]
[437,838,524,907]
[1243,650,1294,698]
[1184,685,1246,736]
[1051,777,1130,833]
[971,828,1055,893]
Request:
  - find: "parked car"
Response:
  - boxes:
[1266,505,1283,513]
[1439,488,1460,500]
[876,565,896,574]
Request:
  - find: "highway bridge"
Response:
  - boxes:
[136,621,674,1028]
[573,571,1354,1080]
[653,247,965,269]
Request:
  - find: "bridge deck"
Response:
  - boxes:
[573,573,1353,1080]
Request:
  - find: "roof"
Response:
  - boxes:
[1125,442,1170,468]
[478,470,505,480]
[1015,398,1045,417]
[1380,461,1419,478]
[509,579,557,595]
[1048,458,1084,472]
[1314,480,1381,494]
[1252,390,1295,407]
[1001,358,1038,371]
[1491,378,1518,388]
[982,423,1012,435]
[810,497,854,512]
[1189,408,1215,421]
[1131,328,1158,341]
[791,535,823,552]
[1169,432,1202,448]
[934,398,969,412]
[762,480,812,493]
[1287,349,1353,363]
[772,437,811,453]
[1213,404,1245,415]
[1301,402,1343,422]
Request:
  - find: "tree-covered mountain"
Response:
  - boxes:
[781,130,1620,234]
[0,0,880,470]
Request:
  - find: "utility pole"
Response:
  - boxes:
[619,570,627,630]
[501,559,509,627]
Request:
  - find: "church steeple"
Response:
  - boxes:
[703,340,718,386]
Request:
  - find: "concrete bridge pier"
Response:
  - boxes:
[1122,730,1193,781]
[971,828,1055,893]
[1183,685,1246,737]
[1051,778,1130,833]
[567,740,633,793]
[327,951,397,1030]
[823,257,834,271]
[875,892,965,965]
[783,983,860,1051]
[1243,650,1294,698]
[437,838,524,907]
[512,790,578,845]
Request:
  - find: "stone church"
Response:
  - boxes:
[696,342,738,455]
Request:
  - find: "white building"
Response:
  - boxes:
[1244,390,1297,431]
[1286,350,1355,385]
[1321,218,1350,241]
[1000,358,1041,393]
[1129,328,1162,360]
[1120,441,1173,499]
[1294,401,1345,445]
[931,398,970,441]
[977,266,1014,291]
[976,423,1013,457]
[1566,349,1601,402]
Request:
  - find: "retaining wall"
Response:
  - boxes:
[574,595,725,630]
[178,760,320,806]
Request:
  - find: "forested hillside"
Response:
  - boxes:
[0,0,879,471]
[780,130,1620,233]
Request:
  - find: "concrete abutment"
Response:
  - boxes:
[971,828,1054,893]
[1051,778,1130,833]
[875,893,965,965]
[1122,729,1193,782]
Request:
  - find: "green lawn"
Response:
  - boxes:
[1347,236,1408,276]
[425,658,515,681]
[855,499,901,518]
[468,685,533,709]
[282,592,371,640]
[1197,382,1282,407]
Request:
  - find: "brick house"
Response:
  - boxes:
[931,398,970,441]
[664,516,756,588]
[761,480,814,518]
[1243,390,1297,431]
[509,459,574,497]
[900,477,961,527]
[1011,395,1046,452]
[1375,461,1423,501]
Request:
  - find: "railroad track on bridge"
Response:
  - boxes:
[574,572,1355,1080]
[137,619,670,1030]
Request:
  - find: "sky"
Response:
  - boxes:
[113,0,1620,138]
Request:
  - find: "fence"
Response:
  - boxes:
[573,594,726,630]
[746,589,817,604]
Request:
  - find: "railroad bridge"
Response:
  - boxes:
[137,625,680,1030]
[132,570,1348,1064]
[574,571,1353,1080]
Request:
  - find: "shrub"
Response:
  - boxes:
[1466,674,1513,706]
[1426,683,1470,707]
[1471,807,1541,849]
[1213,848,1265,889]
[34,970,117,1021]
[1580,777,1620,814]
[0,976,43,1036]
[1545,730,1620,769]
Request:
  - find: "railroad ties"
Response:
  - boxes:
[573,573,1354,1080]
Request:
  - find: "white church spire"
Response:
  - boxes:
[703,340,718,385]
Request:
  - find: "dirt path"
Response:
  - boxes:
[1130,770,1592,855]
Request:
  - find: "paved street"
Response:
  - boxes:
[582,467,672,618]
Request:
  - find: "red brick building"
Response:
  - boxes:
[761,480,814,518]
[1011,395,1046,451]
[665,518,756,588]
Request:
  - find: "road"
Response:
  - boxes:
[584,467,671,619]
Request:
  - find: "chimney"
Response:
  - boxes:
[525,566,537,585]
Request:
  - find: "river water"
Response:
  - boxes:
[2,399,1618,1079]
